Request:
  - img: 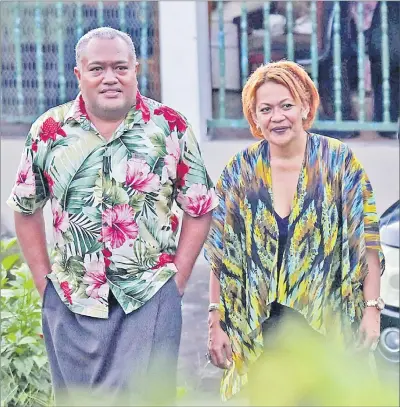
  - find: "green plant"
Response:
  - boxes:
[1,238,23,272]
[1,239,53,407]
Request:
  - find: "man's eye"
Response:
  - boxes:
[90,67,102,72]
[116,66,128,71]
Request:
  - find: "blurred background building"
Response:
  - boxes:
[1,1,399,143]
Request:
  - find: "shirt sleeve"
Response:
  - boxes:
[7,129,50,215]
[175,124,219,217]
[204,172,226,279]
[342,149,385,275]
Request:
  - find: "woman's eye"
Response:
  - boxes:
[260,107,270,113]
[283,104,293,109]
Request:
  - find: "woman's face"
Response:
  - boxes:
[253,81,307,146]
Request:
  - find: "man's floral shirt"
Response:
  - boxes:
[7,93,218,318]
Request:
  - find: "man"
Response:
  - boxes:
[7,27,217,404]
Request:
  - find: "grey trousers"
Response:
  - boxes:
[42,278,182,406]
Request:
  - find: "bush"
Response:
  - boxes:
[1,238,53,407]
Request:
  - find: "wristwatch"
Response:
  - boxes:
[365,297,385,311]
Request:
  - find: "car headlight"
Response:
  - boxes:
[379,327,400,362]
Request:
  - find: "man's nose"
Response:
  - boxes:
[102,68,118,84]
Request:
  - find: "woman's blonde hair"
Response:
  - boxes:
[242,60,320,138]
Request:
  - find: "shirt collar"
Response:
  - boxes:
[65,91,151,129]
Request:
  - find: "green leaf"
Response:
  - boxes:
[149,132,167,155]
[116,129,153,159]
[12,358,26,377]
[113,239,158,274]
[0,289,17,298]
[65,255,85,279]
[107,278,152,311]
[129,192,146,214]
[67,213,102,256]
[183,146,209,186]
[18,337,38,345]
[49,140,106,213]
[5,237,19,251]
[2,254,21,271]
[32,356,48,369]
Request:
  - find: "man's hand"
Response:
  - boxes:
[36,278,48,299]
[14,211,52,301]
[173,212,212,297]
[173,273,186,297]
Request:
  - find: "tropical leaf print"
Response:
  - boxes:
[150,132,167,156]
[116,129,153,158]
[7,93,217,320]
[49,139,105,213]
[129,192,146,214]
[67,213,102,256]
[107,277,153,312]
[113,239,159,274]
[93,176,129,208]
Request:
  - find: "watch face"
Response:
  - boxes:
[377,297,385,310]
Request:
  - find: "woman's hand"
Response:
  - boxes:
[207,311,233,369]
[357,307,381,351]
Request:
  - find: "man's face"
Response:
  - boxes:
[74,37,138,121]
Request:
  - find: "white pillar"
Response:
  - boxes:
[159,1,212,142]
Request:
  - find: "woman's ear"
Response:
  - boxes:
[301,105,310,120]
[251,110,259,129]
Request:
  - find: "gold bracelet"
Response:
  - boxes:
[208,303,220,312]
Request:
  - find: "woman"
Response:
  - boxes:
[204,61,384,401]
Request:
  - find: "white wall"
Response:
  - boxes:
[159,1,211,142]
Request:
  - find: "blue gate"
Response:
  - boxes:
[1,1,160,123]
[208,0,399,135]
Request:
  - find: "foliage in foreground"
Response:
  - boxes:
[0,238,398,406]
[1,238,53,407]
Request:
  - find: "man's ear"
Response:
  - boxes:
[74,66,81,86]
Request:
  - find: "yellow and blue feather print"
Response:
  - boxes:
[204,133,384,401]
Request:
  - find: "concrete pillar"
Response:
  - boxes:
[159,1,212,142]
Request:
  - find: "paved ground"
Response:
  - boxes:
[1,124,399,403]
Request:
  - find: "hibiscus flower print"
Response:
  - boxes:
[126,157,161,193]
[51,200,69,246]
[39,117,67,142]
[154,106,187,133]
[177,184,218,217]
[163,132,180,180]
[136,92,150,123]
[152,253,175,269]
[13,155,35,198]
[101,204,139,249]
[102,248,112,268]
[43,171,54,195]
[176,162,189,188]
[32,140,38,153]
[83,259,108,299]
[170,213,179,232]
[60,281,73,304]
[78,95,89,119]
